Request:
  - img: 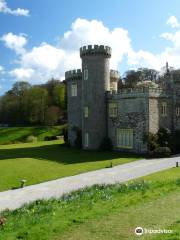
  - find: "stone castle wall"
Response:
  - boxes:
[108,92,149,153]
[66,69,82,145]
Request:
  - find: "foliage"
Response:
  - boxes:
[0,125,66,144]
[0,80,66,126]
[44,136,58,141]
[153,146,171,158]
[26,135,38,143]
[172,130,180,152]
[144,128,172,156]
[123,68,159,88]
[99,137,113,151]
[44,106,60,126]
[157,127,171,147]
[143,132,158,151]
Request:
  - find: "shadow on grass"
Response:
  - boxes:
[0,142,141,165]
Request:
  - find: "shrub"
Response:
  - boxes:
[153,147,171,158]
[157,128,171,147]
[99,137,113,151]
[143,133,158,151]
[144,128,172,156]
[26,135,38,143]
[44,136,57,141]
[176,178,180,186]
[173,130,180,153]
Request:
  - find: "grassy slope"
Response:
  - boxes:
[0,140,141,191]
[0,168,179,240]
[0,126,66,144]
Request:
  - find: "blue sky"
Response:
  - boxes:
[0,0,180,94]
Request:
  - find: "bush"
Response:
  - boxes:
[153,147,171,158]
[173,130,180,153]
[26,135,38,143]
[143,133,158,151]
[144,128,172,156]
[157,128,171,147]
[99,137,113,151]
[44,136,57,141]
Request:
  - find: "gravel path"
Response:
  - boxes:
[0,156,179,212]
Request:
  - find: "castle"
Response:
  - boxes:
[65,44,180,153]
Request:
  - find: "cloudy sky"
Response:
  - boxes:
[0,0,180,93]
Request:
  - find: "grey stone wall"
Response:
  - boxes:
[108,93,149,153]
[158,98,173,130]
[81,53,111,149]
[66,71,82,146]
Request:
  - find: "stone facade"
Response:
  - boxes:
[66,44,180,153]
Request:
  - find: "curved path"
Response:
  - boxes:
[0,156,179,212]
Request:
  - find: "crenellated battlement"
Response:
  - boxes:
[107,87,168,99]
[110,70,119,81]
[65,69,82,80]
[80,45,111,58]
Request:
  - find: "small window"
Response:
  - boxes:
[71,84,77,97]
[109,103,118,117]
[84,68,88,80]
[117,129,133,149]
[84,106,89,118]
[176,107,180,117]
[85,133,89,147]
[161,102,167,117]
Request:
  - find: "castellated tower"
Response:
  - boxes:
[80,45,112,149]
[65,69,82,146]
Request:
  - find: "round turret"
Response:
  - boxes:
[80,45,111,58]
[80,44,111,149]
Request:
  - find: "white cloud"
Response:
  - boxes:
[7,18,133,82]
[60,18,132,69]
[4,16,180,83]
[1,32,27,54]
[0,65,4,73]
[0,0,29,16]
[10,68,34,81]
[167,16,180,29]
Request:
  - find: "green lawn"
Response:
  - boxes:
[0,168,179,240]
[0,140,141,191]
[0,125,66,144]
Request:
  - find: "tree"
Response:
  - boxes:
[123,68,159,88]
[53,83,65,109]
[44,106,60,126]
[12,82,31,124]
[27,87,48,124]
[123,70,140,87]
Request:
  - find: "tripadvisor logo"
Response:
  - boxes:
[135,227,144,236]
[135,226,173,236]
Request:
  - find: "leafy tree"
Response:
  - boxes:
[123,68,159,88]
[53,83,65,109]
[27,87,48,124]
[45,106,60,126]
